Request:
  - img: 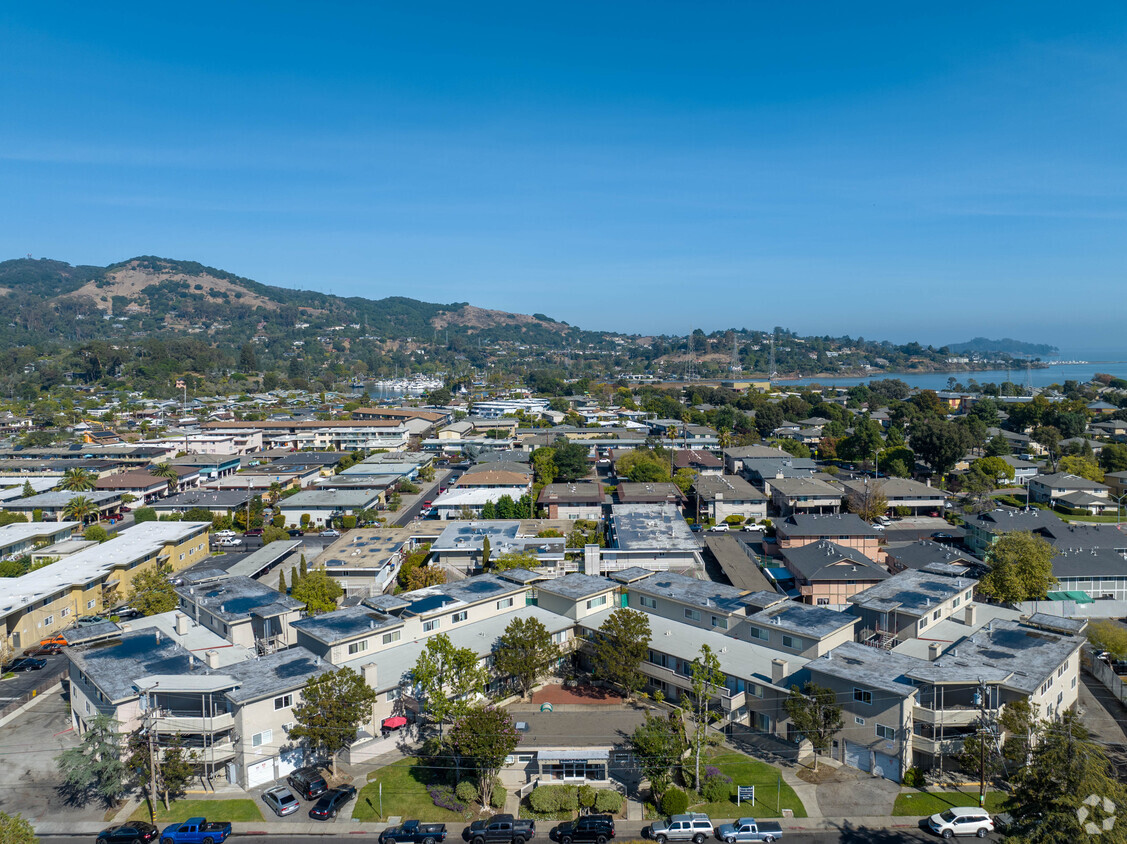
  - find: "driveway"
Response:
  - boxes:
[0,687,108,824]
[806,763,901,818]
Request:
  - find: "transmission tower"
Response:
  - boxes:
[768,336,777,378]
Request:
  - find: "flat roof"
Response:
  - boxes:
[779,513,881,538]
[749,600,859,640]
[848,569,977,616]
[0,521,78,550]
[537,573,617,601]
[177,575,303,622]
[5,489,120,509]
[629,571,746,613]
[610,503,700,552]
[704,536,775,593]
[277,489,382,508]
[292,605,402,646]
[810,641,922,700]
[226,540,302,579]
[153,490,256,510]
[67,628,195,703]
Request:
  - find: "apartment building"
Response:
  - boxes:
[779,541,889,607]
[536,482,605,520]
[692,475,768,522]
[1,521,210,653]
[768,477,843,516]
[200,420,410,452]
[175,573,304,651]
[0,521,78,558]
[775,513,882,557]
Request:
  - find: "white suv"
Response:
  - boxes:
[646,814,714,844]
[928,807,994,838]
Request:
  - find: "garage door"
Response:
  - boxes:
[276,747,303,779]
[872,750,900,781]
[246,758,275,788]
[843,741,871,773]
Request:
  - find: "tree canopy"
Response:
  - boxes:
[979,531,1057,604]
[591,608,651,698]
[289,667,376,776]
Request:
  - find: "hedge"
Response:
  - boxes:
[661,787,688,815]
[529,784,579,814]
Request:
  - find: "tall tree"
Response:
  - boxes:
[290,568,343,614]
[448,706,520,809]
[1008,711,1127,843]
[591,608,651,699]
[847,483,888,522]
[629,712,687,800]
[0,812,37,844]
[289,667,375,777]
[56,714,127,806]
[493,616,561,700]
[979,531,1056,604]
[129,564,178,616]
[149,462,180,494]
[62,495,97,524]
[911,417,971,477]
[1058,455,1104,483]
[412,634,487,736]
[127,730,198,810]
[686,644,725,788]
[552,441,590,482]
[59,467,96,492]
[783,682,843,771]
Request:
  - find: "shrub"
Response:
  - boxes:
[893,506,911,517]
[723,515,744,525]
[133,507,157,523]
[595,789,623,814]
[428,784,467,814]
[272,513,285,528]
[300,513,311,526]
[455,780,478,803]
[529,783,579,814]
[661,787,689,815]
[342,515,357,530]
[701,766,732,803]
[578,784,596,810]
[491,782,507,809]
[32,509,42,522]
[83,525,110,543]
[902,766,925,788]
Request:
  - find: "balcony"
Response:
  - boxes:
[913,704,994,727]
[911,734,967,756]
[152,712,234,733]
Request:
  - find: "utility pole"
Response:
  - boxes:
[974,677,988,808]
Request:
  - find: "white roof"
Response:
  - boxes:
[0,521,79,551]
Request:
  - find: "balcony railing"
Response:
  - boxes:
[152,712,234,733]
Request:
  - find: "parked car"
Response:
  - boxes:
[97,822,159,844]
[26,643,61,657]
[462,815,536,844]
[213,529,237,538]
[644,813,714,844]
[379,820,448,844]
[742,524,763,533]
[927,807,995,839]
[715,819,782,844]
[287,766,328,800]
[262,785,301,817]
[158,818,232,844]
[871,524,885,531]
[77,615,106,625]
[218,537,243,547]
[689,523,703,532]
[287,528,305,537]
[3,657,46,672]
[113,605,140,619]
[309,785,356,820]
[550,814,616,844]
[319,529,341,538]
[243,528,264,537]
[710,524,729,531]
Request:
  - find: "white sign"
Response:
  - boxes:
[737,786,755,805]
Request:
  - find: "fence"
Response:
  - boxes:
[0,669,65,727]
[1088,651,1127,707]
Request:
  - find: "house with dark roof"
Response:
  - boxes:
[1028,473,1110,509]
[780,541,888,607]
[776,513,882,557]
[673,448,724,476]
[536,482,604,520]
[839,477,947,515]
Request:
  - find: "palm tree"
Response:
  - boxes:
[63,495,97,524]
[150,462,179,494]
[268,481,283,504]
[59,467,95,492]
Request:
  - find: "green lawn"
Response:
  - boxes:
[893,790,1009,817]
[128,798,263,823]
[1057,513,1125,523]
[685,749,806,819]
[354,757,471,822]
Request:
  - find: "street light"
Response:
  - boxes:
[1113,492,1127,527]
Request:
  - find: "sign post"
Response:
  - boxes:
[737,786,755,806]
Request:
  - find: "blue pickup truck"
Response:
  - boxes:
[380,820,448,844]
[159,818,232,844]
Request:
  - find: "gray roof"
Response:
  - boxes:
[177,576,303,622]
[740,457,819,479]
[1032,472,1109,491]
[1025,612,1087,635]
[608,566,655,584]
[848,568,977,616]
[779,513,879,538]
[224,648,332,703]
[6,490,120,509]
[884,540,981,571]
[629,571,746,613]
[152,489,256,510]
[1052,547,1127,579]
[537,573,617,601]
[68,629,195,703]
[767,477,843,498]
[810,641,921,699]
[749,600,859,640]
[226,540,303,579]
[723,446,792,460]
[280,489,383,509]
[693,474,767,502]
[781,541,889,583]
[704,536,775,593]
[292,605,403,645]
[610,503,700,551]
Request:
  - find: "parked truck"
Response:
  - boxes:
[462,815,535,844]
[715,819,783,844]
[159,818,232,844]
[381,820,448,844]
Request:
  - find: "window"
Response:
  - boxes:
[496,597,514,610]
[451,611,468,624]
[382,630,400,645]
[748,683,765,698]
[1057,663,1066,678]
[87,599,96,609]
[711,615,728,629]
[252,730,272,747]
[348,640,368,655]
[282,722,294,733]
[855,716,866,726]
[684,608,701,622]
[816,598,830,606]
[952,596,961,608]
[43,615,53,627]
[876,724,895,740]
[919,616,928,629]
[387,688,401,701]
[274,694,293,710]
[639,595,657,609]
[586,595,608,610]
[423,619,440,632]
[854,688,872,705]
[748,626,769,642]
[782,635,798,649]
[552,631,567,644]
[61,608,71,617]
[932,610,940,620]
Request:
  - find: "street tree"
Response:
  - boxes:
[847,483,888,522]
[290,567,343,614]
[979,531,1056,604]
[629,712,687,800]
[686,644,725,788]
[592,608,651,699]
[493,616,561,700]
[289,667,376,777]
[412,633,488,735]
[128,564,178,616]
[1008,710,1127,844]
[62,495,97,524]
[911,417,971,477]
[448,706,520,809]
[783,682,842,771]
[56,714,127,806]
[126,730,198,810]
[0,812,36,844]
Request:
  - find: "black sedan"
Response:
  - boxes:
[3,657,46,672]
[97,822,159,844]
[308,785,357,820]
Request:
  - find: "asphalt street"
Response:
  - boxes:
[394,469,459,526]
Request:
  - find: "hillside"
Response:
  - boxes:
[946,337,1058,357]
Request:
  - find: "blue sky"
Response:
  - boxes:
[2,3,1126,354]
